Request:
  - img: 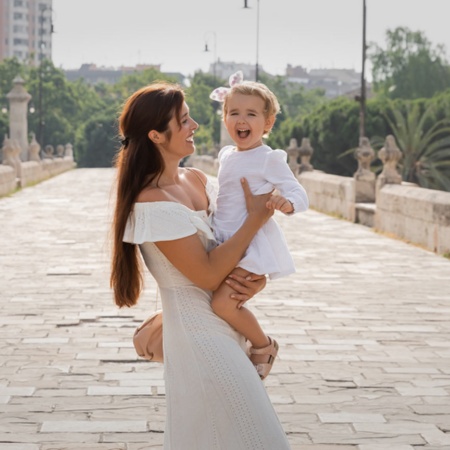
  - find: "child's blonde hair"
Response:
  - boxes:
[223,81,281,119]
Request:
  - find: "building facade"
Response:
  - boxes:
[0,0,52,65]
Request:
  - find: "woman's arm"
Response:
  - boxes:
[155,179,273,291]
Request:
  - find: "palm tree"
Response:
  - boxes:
[384,102,450,191]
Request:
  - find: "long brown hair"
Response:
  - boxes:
[111,82,185,307]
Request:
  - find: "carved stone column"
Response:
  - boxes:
[6,76,32,162]
[286,138,300,176]
[376,135,403,192]
[298,138,314,173]
[354,136,375,202]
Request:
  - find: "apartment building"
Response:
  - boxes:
[0,0,52,65]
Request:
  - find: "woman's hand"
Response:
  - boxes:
[241,178,274,225]
[225,272,267,309]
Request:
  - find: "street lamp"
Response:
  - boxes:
[359,0,367,139]
[203,31,217,81]
[243,0,260,81]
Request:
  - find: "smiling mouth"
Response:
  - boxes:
[237,129,250,139]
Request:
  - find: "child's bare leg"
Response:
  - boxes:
[211,267,270,348]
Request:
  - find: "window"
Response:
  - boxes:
[14,0,24,6]
[13,12,23,19]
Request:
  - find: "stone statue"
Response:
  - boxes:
[64,143,74,159]
[298,138,314,173]
[286,138,300,176]
[43,145,54,159]
[29,133,41,162]
[56,144,65,158]
[378,135,403,184]
[2,135,22,178]
[354,137,375,181]
[354,136,375,202]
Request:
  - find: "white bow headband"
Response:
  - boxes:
[209,70,244,102]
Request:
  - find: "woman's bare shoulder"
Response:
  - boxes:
[185,167,207,185]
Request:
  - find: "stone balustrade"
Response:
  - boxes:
[1,139,76,196]
[187,135,450,256]
[1,77,76,197]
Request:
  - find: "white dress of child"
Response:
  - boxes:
[123,180,291,450]
[213,144,309,279]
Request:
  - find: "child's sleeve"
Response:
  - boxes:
[263,149,309,214]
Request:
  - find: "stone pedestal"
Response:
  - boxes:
[6,76,32,162]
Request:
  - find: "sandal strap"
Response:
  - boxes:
[249,337,278,358]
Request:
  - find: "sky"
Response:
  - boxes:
[51,0,450,79]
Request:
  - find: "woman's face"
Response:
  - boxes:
[161,102,199,159]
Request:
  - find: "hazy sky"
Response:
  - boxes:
[51,0,450,78]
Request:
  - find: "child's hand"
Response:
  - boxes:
[266,194,294,214]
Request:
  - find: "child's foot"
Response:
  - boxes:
[249,337,279,380]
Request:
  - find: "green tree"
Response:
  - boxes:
[370,27,450,99]
[75,108,118,167]
[186,71,225,148]
[111,68,177,100]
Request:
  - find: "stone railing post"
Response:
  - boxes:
[29,133,41,162]
[43,144,54,159]
[56,144,65,158]
[64,143,74,159]
[298,137,314,173]
[2,135,22,179]
[354,136,375,202]
[286,138,300,176]
[376,135,403,192]
[6,75,32,162]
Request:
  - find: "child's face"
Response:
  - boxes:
[224,93,275,151]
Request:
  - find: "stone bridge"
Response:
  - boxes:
[0,168,449,449]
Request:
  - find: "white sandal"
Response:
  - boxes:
[249,337,279,380]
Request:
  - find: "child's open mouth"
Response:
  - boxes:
[237,129,250,139]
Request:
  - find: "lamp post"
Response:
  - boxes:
[37,3,53,147]
[243,0,260,81]
[203,31,217,81]
[359,0,367,139]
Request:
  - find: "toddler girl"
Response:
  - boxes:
[209,74,309,379]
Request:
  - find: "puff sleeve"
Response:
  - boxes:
[123,202,214,244]
[262,149,309,214]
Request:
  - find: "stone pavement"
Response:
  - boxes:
[0,168,449,450]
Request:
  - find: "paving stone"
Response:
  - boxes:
[40,420,147,433]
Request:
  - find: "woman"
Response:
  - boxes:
[110,82,291,449]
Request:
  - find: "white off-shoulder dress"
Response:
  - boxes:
[123,180,291,450]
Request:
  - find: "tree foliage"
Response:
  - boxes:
[383,101,450,190]
[1,34,449,191]
[370,27,450,99]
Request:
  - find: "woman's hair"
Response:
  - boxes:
[111,82,185,308]
[223,81,281,119]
